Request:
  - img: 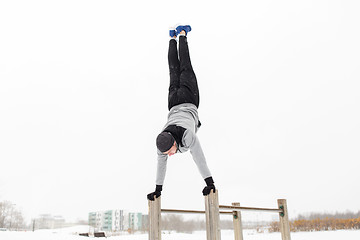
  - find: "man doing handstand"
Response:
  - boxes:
[147,24,216,201]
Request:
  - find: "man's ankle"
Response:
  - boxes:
[178,30,186,37]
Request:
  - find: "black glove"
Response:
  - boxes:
[147,185,162,201]
[202,177,216,196]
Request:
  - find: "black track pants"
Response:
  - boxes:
[168,36,200,110]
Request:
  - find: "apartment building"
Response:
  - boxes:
[89,210,147,232]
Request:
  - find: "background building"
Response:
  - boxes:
[128,212,142,231]
[88,210,147,232]
[33,214,66,230]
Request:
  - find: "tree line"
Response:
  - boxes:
[161,210,360,233]
[0,200,26,230]
[297,210,360,220]
[270,210,360,232]
[160,214,234,233]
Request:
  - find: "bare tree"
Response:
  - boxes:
[162,214,184,231]
[297,210,360,220]
[10,210,25,230]
[161,214,231,233]
[0,201,25,230]
[0,201,12,228]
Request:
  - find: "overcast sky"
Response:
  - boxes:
[1,0,359,223]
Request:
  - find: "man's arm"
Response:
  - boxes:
[148,152,168,201]
[185,131,212,179]
[156,152,168,185]
[186,132,216,195]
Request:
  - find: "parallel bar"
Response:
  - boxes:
[162,205,283,214]
[219,205,283,213]
[161,208,233,215]
[220,211,234,215]
[161,209,205,214]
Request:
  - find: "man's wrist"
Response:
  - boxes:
[156,185,163,192]
[204,177,214,186]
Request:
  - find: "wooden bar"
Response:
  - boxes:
[148,197,161,240]
[278,199,291,240]
[162,209,205,214]
[232,203,244,240]
[161,208,233,215]
[219,205,283,213]
[220,211,235,215]
[205,190,221,240]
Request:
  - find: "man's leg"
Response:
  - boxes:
[178,35,200,108]
[168,39,181,110]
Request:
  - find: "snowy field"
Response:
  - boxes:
[1,226,360,240]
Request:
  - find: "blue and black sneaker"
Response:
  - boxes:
[175,25,192,36]
[169,27,176,38]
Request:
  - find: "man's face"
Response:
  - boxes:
[163,141,177,156]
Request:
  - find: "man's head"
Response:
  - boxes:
[156,132,177,156]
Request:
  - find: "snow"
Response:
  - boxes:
[1,228,360,240]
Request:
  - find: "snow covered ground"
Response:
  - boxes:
[1,227,360,240]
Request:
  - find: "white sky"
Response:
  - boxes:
[1,0,359,223]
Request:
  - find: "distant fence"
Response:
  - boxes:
[148,190,291,240]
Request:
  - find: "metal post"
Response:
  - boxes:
[149,197,161,240]
[205,190,221,240]
[277,199,291,240]
[232,203,244,240]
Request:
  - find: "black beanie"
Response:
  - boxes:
[156,132,175,152]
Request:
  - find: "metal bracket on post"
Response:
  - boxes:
[279,205,285,217]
